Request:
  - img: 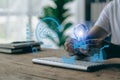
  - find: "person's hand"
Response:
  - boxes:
[64,38,77,56]
[64,38,88,60]
[79,39,103,56]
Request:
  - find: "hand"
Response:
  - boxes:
[64,38,77,56]
[64,38,88,60]
[79,39,103,56]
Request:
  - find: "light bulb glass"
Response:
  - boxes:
[74,24,88,41]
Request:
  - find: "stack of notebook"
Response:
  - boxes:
[0,41,43,54]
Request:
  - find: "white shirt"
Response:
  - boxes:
[95,0,120,45]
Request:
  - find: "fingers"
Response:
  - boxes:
[64,38,73,51]
[86,39,102,48]
[75,54,88,60]
[67,44,74,54]
[79,39,103,56]
[87,44,99,48]
[86,39,101,44]
[64,38,103,57]
[79,48,90,56]
[64,38,76,55]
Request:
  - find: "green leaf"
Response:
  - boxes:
[58,35,69,46]
[63,13,72,19]
[63,22,72,31]
[64,0,74,4]
[43,7,57,17]
[39,0,74,47]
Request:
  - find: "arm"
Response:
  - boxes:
[85,26,120,59]
[80,1,120,59]
[86,26,108,40]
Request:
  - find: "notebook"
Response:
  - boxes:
[0,41,43,53]
[32,57,120,71]
[0,41,43,49]
[0,46,40,53]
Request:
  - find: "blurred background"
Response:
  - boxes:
[0,0,111,49]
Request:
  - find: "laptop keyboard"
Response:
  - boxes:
[39,57,102,65]
[32,57,105,71]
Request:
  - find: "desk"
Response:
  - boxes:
[0,49,120,80]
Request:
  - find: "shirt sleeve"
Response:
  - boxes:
[94,2,111,33]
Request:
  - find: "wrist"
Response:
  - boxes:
[101,40,110,47]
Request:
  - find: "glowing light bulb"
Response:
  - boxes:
[73,24,88,49]
[74,24,88,41]
[78,30,83,37]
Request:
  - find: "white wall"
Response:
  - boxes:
[0,0,86,48]
[76,0,85,24]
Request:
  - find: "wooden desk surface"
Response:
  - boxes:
[0,49,120,80]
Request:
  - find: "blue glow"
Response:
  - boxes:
[62,56,75,64]
[42,17,61,31]
[74,24,88,41]
[34,17,75,64]
[26,24,38,53]
[73,40,86,50]
[73,24,88,51]
[35,17,61,44]
[99,45,109,61]
[26,24,31,41]
[26,20,110,64]
[62,24,88,64]
[32,47,39,54]
[72,24,109,63]
[90,53,99,62]
[90,45,109,62]
[62,24,89,64]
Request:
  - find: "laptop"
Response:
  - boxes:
[32,57,120,71]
